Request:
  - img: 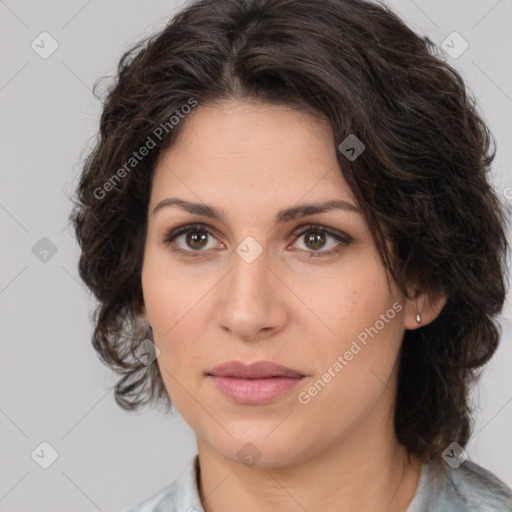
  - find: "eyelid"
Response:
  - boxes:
[162,222,352,257]
[163,222,222,245]
[162,222,223,256]
[292,223,353,244]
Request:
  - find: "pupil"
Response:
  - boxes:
[307,231,325,250]
[187,231,208,249]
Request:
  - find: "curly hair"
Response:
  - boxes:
[69,0,510,463]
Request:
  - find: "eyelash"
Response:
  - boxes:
[162,222,352,258]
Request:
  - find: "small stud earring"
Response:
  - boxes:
[416,313,421,324]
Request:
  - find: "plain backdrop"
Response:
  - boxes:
[1,0,511,510]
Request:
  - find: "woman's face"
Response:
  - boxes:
[141,100,418,468]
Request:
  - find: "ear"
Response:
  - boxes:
[403,285,447,330]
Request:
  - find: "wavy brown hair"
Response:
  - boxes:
[69,0,510,463]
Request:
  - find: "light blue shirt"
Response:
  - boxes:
[124,454,512,511]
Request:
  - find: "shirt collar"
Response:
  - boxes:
[174,453,448,512]
[172,453,205,512]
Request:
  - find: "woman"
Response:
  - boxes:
[70,0,512,510]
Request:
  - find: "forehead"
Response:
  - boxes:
[150,100,358,214]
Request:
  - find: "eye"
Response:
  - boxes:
[290,224,352,257]
[162,223,352,258]
[163,223,222,257]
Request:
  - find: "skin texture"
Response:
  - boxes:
[141,100,446,512]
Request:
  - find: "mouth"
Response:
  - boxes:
[206,360,305,405]
[207,360,305,379]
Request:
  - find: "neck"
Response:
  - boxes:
[196,415,422,512]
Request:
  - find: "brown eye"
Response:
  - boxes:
[184,230,209,250]
[163,223,220,256]
[163,223,351,259]
[292,224,352,257]
[304,230,327,250]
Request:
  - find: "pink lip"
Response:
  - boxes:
[209,360,304,379]
[207,360,305,405]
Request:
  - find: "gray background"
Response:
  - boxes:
[1,0,511,510]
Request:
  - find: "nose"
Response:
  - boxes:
[215,243,288,341]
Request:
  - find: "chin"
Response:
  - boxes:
[208,430,305,469]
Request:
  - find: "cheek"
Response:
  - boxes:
[297,316,403,435]
[300,257,403,388]
[141,252,210,334]
[302,257,393,339]
[141,257,208,355]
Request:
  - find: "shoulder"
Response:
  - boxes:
[445,458,512,511]
[122,455,203,512]
[123,482,178,512]
[421,458,512,512]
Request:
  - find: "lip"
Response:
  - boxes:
[207,361,305,405]
[208,360,304,379]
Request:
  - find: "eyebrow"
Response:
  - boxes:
[152,197,362,225]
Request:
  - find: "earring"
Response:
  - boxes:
[416,313,421,324]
